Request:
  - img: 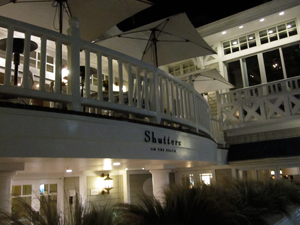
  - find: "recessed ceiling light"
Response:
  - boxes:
[222,31,226,34]
[260,18,265,22]
[113,162,121,166]
[279,11,284,16]
[239,26,243,29]
[66,169,72,173]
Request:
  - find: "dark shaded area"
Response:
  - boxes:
[118,0,272,31]
[228,137,300,161]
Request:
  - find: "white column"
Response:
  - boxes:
[0,171,16,214]
[150,170,171,203]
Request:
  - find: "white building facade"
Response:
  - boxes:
[0,0,299,218]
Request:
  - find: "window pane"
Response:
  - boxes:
[263,49,284,82]
[50,184,57,193]
[224,48,231,55]
[223,41,230,48]
[12,185,21,196]
[47,55,54,64]
[282,44,300,78]
[30,51,36,58]
[23,185,32,195]
[289,28,298,36]
[247,34,255,41]
[240,43,248,50]
[245,55,261,86]
[239,36,246,43]
[268,27,276,35]
[232,46,239,53]
[249,40,256,48]
[279,31,288,39]
[260,37,269,45]
[259,30,267,37]
[277,24,286,32]
[227,60,243,89]
[231,39,238,46]
[269,34,278,42]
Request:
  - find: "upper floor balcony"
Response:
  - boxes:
[217,76,300,137]
[0,15,225,146]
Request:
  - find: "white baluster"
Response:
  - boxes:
[84,49,91,98]
[39,36,47,91]
[4,26,14,86]
[22,31,31,89]
[97,52,103,101]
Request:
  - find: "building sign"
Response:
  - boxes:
[144,130,181,154]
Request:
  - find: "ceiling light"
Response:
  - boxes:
[279,11,284,16]
[222,31,226,34]
[142,168,145,170]
[125,168,128,170]
[260,18,265,22]
[239,26,243,29]
[113,162,121,166]
[66,168,72,173]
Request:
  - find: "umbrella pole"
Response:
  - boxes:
[154,40,158,68]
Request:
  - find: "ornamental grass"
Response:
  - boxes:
[1,178,300,225]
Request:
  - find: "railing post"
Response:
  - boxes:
[150,70,161,124]
[67,17,81,111]
[4,26,14,86]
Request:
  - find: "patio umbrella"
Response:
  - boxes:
[0,0,152,42]
[192,69,234,93]
[98,13,216,67]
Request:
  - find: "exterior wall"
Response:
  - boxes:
[86,175,124,206]
[129,173,153,205]
[0,107,218,164]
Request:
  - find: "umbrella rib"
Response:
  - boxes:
[155,19,169,39]
[115,36,149,41]
[141,31,155,61]
[155,30,216,53]
[136,0,154,5]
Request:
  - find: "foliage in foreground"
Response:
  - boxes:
[1,179,300,225]
[118,179,300,225]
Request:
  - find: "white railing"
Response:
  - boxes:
[217,76,300,130]
[0,16,213,138]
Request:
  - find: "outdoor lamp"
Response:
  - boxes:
[101,173,113,194]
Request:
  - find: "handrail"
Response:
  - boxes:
[0,16,213,139]
[217,76,300,130]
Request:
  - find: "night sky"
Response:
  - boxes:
[118,0,272,31]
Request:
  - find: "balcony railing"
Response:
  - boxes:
[217,76,300,130]
[0,16,214,139]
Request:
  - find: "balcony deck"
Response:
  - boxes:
[0,15,220,141]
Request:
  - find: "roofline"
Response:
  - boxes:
[196,0,300,37]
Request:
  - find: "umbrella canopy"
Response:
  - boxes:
[192,69,234,93]
[0,0,151,42]
[99,13,216,67]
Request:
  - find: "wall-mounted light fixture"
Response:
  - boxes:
[101,173,113,194]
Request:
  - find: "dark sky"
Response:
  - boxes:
[118,0,272,31]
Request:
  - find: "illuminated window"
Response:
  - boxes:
[180,174,195,188]
[223,33,256,55]
[199,173,213,185]
[169,61,198,76]
[259,20,298,45]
